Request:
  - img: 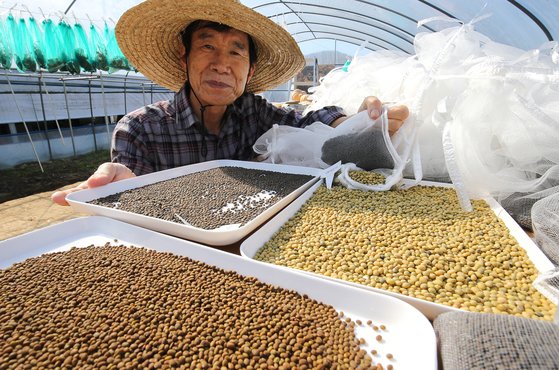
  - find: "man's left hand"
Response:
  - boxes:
[358,96,409,136]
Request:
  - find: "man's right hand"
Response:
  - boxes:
[51,162,136,206]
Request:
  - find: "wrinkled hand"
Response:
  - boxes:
[51,162,135,206]
[358,96,409,136]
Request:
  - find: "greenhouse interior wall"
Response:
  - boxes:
[0,65,322,169]
[0,69,176,168]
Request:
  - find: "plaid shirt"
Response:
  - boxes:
[111,84,346,175]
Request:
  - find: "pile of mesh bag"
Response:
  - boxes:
[435,261,559,368]
[434,310,559,370]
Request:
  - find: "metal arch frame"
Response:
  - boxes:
[418,0,552,40]
[276,0,316,39]
[251,0,554,47]
[288,21,411,53]
[285,20,412,51]
[278,9,415,46]
[262,2,417,40]
[287,12,413,45]
[297,36,375,49]
[253,0,437,32]
[296,35,378,53]
[507,0,553,41]
[417,0,456,19]
[349,0,438,31]
[64,0,78,14]
[293,30,392,53]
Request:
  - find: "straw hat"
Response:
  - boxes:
[115,0,305,93]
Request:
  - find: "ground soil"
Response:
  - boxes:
[0,152,243,254]
[0,151,109,241]
[0,150,110,203]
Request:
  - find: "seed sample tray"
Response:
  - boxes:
[66,160,325,246]
[240,180,556,321]
[0,216,436,369]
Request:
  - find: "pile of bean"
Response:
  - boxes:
[0,245,379,369]
[89,167,313,230]
[348,171,387,186]
[255,184,556,320]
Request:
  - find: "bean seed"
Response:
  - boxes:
[0,245,375,368]
[348,171,387,186]
[255,182,556,320]
[90,167,313,230]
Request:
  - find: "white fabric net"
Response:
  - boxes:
[301,16,559,234]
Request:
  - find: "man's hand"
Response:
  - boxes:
[51,162,136,206]
[357,96,409,136]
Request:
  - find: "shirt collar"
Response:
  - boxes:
[174,83,199,129]
[174,82,245,133]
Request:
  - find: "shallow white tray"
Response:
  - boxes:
[240,180,556,321]
[66,160,326,246]
[0,216,437,369]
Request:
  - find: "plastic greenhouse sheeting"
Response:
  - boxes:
[242,0,559,54]
[0,0,557,57]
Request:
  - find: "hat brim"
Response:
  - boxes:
[115,0,305,93]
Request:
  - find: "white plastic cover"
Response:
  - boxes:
[304,17,559,211]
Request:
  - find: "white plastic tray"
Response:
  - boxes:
[0,216,437,370]
[66,160,326,246]
[240,180,556,321]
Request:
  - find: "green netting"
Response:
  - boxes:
[1,14,132,74]
[74,22,96,72]
[104,22,130,72]
[42,18,66,73]
[28,16,46,69]
[6,14,37,72]
[89,23,109,71]
[0,17,13,69]
[18,17,38,71]
[57,20,80,74]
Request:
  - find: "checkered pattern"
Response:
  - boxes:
[112,84,345,175]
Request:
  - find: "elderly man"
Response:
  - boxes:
[52,0,408,205]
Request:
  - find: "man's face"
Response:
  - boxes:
[184,27,255,106]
